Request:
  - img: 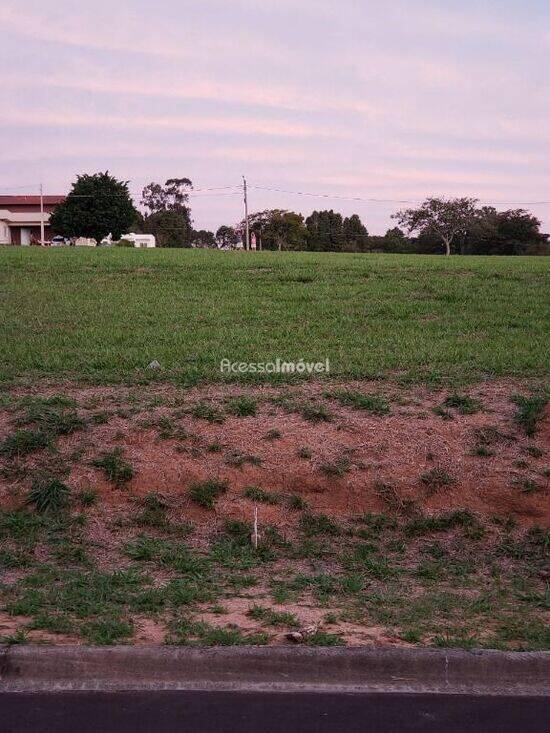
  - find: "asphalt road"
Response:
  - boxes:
[1,691,548,733]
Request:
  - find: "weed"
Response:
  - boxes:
[92,448,133,486]
[305,631,345,646]
[225,451,262,468]
[207,442,222,453]
[433,634,478,650]
[243,486,279,504]
[247,605,300,628]
[30,612,74,635]
[288,494,308,511]
[404,510,478,537]
[330,390,390,415]
[76,489,98,506]
[300,403,332,423]
[81,617,134,645]
[189,479,228,509]
[512,394,548,437]
[169,617,268,646]
[0,429,49,458]
[263,429,281,440]
[191,401,224,424]
[226,396,257,417]
[443,393,482,415]
[0,630,28,645]
[300,513,340,536]
[471,445,494,457]
[400,629,422,643]
[513,478,539,494]
[375,483,418,516]
[319,456,351,477]
[297,446,312,459]
[27,477,70,513]
[17,403,84,436]
[136,492,169,527]
[420,468,456,493]
[525,445,543,458]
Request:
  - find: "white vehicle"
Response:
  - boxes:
[120,233,156,248]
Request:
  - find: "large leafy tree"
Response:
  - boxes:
[140,178,193,247]
[305,210,344,251]
[342,214,368,251]
[465,208,549,255]
[49,172,139,241]
[393,197,478,255]
[240,210,307,251]
[191,229,216,248]
[216,225,240,249]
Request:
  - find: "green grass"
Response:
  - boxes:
[1,249,548,385]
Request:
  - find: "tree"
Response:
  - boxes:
[141,178,192,213]
[262,211,307,251]
[49,172,139,241]
[216,225,240,249]
[393,197,478,255]
[239,210,307,251]
[140,178,193,247]
[141,209,192,248]
[342,214,368,251]
[191,229,216,248]
[463,208,549,255]
[305,210,344,251]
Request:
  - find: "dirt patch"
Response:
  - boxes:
[0,379,548,648]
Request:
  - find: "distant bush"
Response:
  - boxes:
[115,239,135,247]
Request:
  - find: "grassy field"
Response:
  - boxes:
[0,247,548,385]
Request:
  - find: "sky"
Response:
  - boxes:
[1,0,549,234]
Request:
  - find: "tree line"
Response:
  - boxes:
[50,172,549,255]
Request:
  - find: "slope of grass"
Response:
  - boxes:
[0,248,548,385]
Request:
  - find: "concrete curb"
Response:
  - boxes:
[0,646,549,695]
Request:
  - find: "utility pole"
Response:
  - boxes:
[242,175,250,251]
[39,183,45,246]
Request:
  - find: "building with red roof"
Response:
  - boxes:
[0,195,65,245]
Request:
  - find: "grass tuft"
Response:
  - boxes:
[512,394,548,437]
[27,477,70,513]
[0,429,49,458]
[330,390,390,415]
[226,396,257,417]
[189,479,228,509]
[92,448,133,486]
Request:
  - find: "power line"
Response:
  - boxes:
[248,184,550,207]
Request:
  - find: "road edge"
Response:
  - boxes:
[0,646,549,695]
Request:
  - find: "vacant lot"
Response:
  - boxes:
[0,381,548,649]
[0,249,548,649]
[0,248,548,385]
